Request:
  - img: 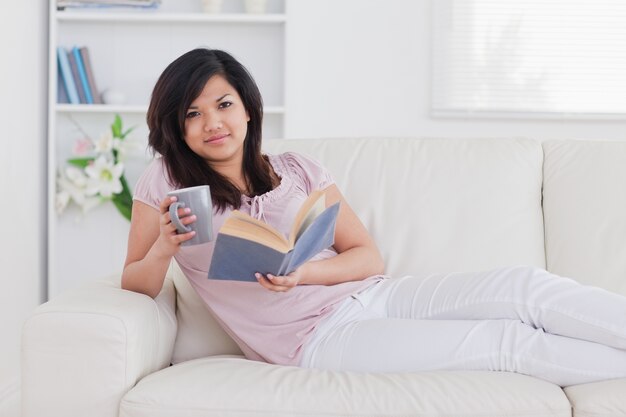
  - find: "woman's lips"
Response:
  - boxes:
[205,133,229,144]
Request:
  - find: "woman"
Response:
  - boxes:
[123,48,626,387]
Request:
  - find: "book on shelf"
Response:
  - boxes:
[67,48,88,103]
[57,45,102,105]
[208,189,340,282]
[79,47,102,104]
[56,65,69,104]
[56,47,80,104]
[72,46,93,104]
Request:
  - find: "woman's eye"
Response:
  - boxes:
[219,101,233,109]
[186,111,200,118]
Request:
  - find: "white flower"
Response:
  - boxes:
[55,190,70,214]
[66,165,87,186]
[94,130,114,153]
[58,166,88,205]
[84,155,124,198]
[112,136,141,161]
[81,195,103,213]
[57,166,103,213]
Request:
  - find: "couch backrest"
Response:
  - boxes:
[543,140,626,296]
[266,137,547,275]
[170,137,548,362]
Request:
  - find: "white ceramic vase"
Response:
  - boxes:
[101,89,126,105]
[244,0,267,14]
[201,0,223,13]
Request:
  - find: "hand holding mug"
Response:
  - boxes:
[157,196,196,254]
[166,185,213,247]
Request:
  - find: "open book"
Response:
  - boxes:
[208,189,340,282]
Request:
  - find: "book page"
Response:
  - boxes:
[288,189,326,247]
[220,214,290,253]
[230,210,287,242]
[283,202,340,274]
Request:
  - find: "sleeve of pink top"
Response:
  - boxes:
[282,152,335,194]
[132,158,174,211]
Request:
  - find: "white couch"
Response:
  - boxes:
[22,137,626,417]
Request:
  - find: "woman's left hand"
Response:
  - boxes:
[255,268,303,292]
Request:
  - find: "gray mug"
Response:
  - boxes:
[167,185,213,246]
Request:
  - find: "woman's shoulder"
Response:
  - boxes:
[269,151,334,193]
[271,151,327,174]
[141,157,176,183]
[133,157,176,210]
[145,156,166,172]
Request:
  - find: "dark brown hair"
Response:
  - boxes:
[146,48,274,212]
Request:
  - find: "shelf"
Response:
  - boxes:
[56,11,286,24]
[55,104,286,115]
[56,104,146,113]
[49,0,287,297]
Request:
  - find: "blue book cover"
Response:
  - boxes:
[79,47,102,104]
[56,67,69,104]
[57,46,79,104]
[72,46,93,104]
[67,50,87,103]
[208,191,340,282]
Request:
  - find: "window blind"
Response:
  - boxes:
[432,0,626,117]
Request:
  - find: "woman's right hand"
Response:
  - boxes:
[155,195,197,257]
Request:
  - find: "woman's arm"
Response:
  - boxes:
[121,196,196,298]
[256,184,385,291]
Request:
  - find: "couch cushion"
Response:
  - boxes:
[564,379,626,417]
[120,357,570,417]
[169,261,242,364]
[543,140,626,296]
[264,137,546,277]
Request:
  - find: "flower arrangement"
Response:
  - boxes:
[56,114,136,221]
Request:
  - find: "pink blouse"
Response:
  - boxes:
[133,152,381,365]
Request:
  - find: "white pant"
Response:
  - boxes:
[300,266,626,386]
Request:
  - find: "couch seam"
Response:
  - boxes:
[570,410,625,417]
[119,401,570,417]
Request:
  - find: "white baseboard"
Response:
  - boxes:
[0,377,20,417]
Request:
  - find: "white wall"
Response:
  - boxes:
[286,0,626,140]
[0,0,47,414]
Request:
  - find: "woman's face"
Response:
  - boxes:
[183,74,250,167]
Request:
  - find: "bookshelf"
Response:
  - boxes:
[47,0,287,298]
[56,104,286,114]
[57,11,287,23]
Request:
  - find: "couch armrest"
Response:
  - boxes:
[21,277,177,417]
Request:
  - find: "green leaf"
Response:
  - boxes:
[120,126,136,140]
[119,179,133,205]
[111,114,123,138]
[111,175,133,221]
[67,157,94,168]
[112,196,132,221]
